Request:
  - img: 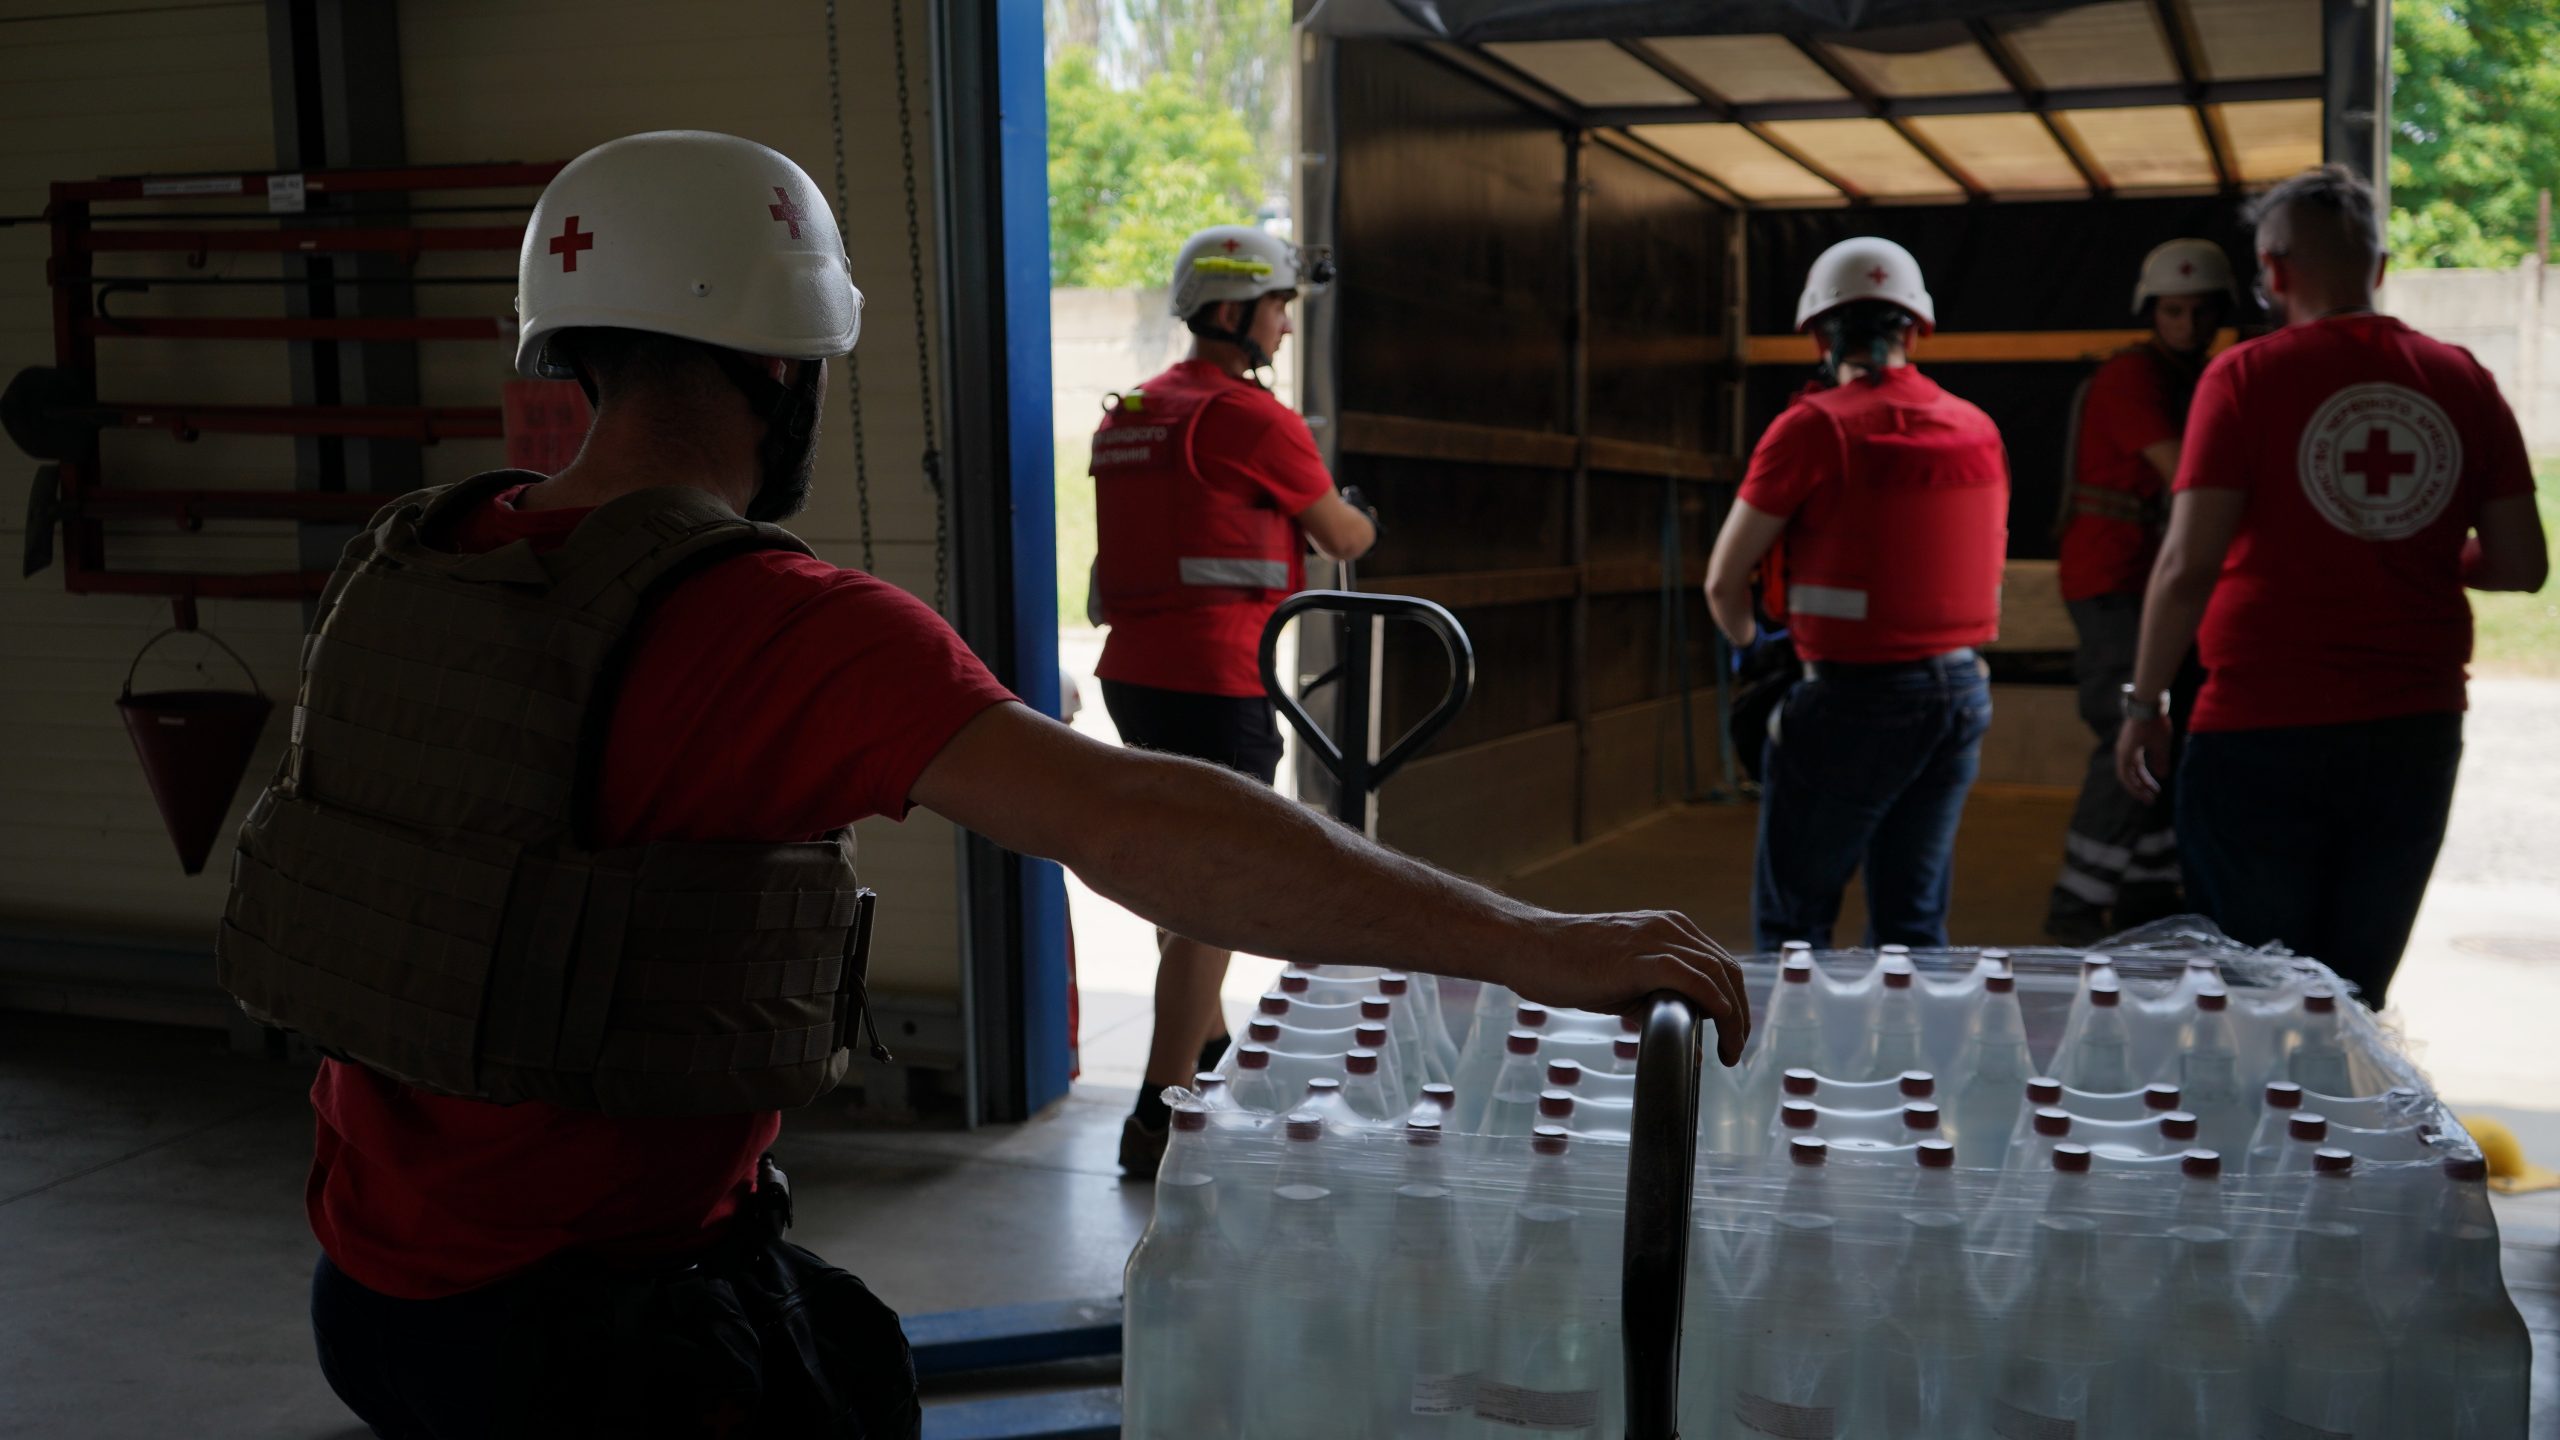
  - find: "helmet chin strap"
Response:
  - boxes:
[712,351,823,521]
[1186,312,1274,387]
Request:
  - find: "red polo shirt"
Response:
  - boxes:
[307,479,1016,1299]
[2058,346,2187,602]
[1093,361,1335,698]
[2176,314,2533,733]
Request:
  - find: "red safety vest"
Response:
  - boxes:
[1778,371,2009,664]
[1090,365,1304,619]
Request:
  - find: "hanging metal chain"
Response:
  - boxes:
[889,0,949,616]
[822,0,876,574]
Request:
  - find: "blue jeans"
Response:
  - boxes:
[2175,711,2463,1008]
[1753,650,1993,951]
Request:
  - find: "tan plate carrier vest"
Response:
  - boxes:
[216,472,882,1117]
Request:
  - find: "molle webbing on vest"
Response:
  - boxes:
[216,474,877,1117]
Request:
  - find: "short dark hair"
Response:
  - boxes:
[1816,299,1918,383]
[551,327,724,402]
[2245,164,2382,263]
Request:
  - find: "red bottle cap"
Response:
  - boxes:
[1306,1076,1342,1097]
[1788,1136,1828,1167]
[2052,1144,2092,1173]
[2083,955,2115,974]
[1547,1060,1583,1087]
[1986,971,2016,994]
[1916,1139,1956,1168]
[2304,987,2338,1015]
[2444,1154,2488,1183]
[1237,1044,1271,1070]
[1516,1004,1549,1029]
[1194,1071,1226,1090]
[2027,1077,2064,1105]
[1532,1127,1569,1157]
[1781,940,1814,954]
[1621,1013,1643,1034]
[2181,1149,2222,1180]
[1356,1024,1390,1050]
[2145,1084,2184,1112]
[2266,1082,2304,1110]
[1248,1019,1281,1044]
[1538,1090,1574,1119]
[2160,1112,2200,1141]
[1882,961,1914,990]
[2289,1113,2329,1143]
[1361,998,1392,1022]
[1172,1105,1209,1133]
[2090,979,2122,1008]
[2196,987,2229,1013]
[1781,957,1814,983]
[1902,1103,1941,1132]
[1279,971,1312,994]
[1407,1117,1442,1144]
[1379,973,1410,995]
[1420,1083,1456,1111]
[1780,1101,1820,1130]
[1346,1050,1380,1076]
[1506,1029,1540,1056]
[1900,1071,1935,1098]
[2313,1148,2355,1175]
[2033,1108,2072,1137]
[1782,1068,1819,1097]
[1881,943,1912,957]
[1258,994,1290,1017]
[1614,1037,1640,1063]
[1285,1115,1322,1142]
[1980,948,2009,965]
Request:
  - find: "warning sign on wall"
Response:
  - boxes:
[501,380,593,474]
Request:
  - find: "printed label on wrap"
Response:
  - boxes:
[2257,1411,2353,1440]
[1410,1372,1477,1417]
[1473,1379,1600,1431]
[1733,1390,1838,1439]
[1990,1399,2079,1440]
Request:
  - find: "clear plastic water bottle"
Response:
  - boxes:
[1852,1209,1987,1440]
[2271,1111,2333,1172]
[1409,1082,1457,1128]
[2244,1081,2306,1172]
[2056,974,2140,1094]
[2284,987,2358,1098]
[1342,1049,1401,1125]
[2174,987,2252,1160]
[1230,1044,1287,1115]
[1855,957,1927,1083]
[1610,1035,1641,1077]
[1240,1183,1360,1440]
[1401,1115,1448,1191]
[1368,1183,1481,1435]
[2144,1225,2255,1440]
[1369,989,1431,1104]
[2391,1223,2531,1438]
[2257,1222,2391,1440]
[1729,1213,1860,1439]
[1485,1030,1547,1138]
[1194,1070,1239,1113]
[2049,954,2118,1072]
[1476,1199,1609,1435]
[2010,1106,2075,1174]
[1160,1101,1216,1187]
[1903,1138,1959,1213]
[1996,1215,2133,1440]
[1354,1022,1405,1108]
[1950,968,2033,1167]
[1124,1170,1239,1439]
[2170,1149,2226,1232]
[1297,1075,1362,1133]
[2042,1142,2096,1220]
[2005,1077,2067,1156]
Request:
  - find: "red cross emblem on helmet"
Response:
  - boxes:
[1221,237,1241,253]
[1867,266,1889,285]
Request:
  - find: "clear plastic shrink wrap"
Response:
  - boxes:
[1124,925,2530,1439]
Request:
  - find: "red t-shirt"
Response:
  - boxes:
[2177,314,2533,732]
[2058,347,2186,602]
[1095,362,1336,698]
[1739,366,2009,664]
[307,480,1016,1300]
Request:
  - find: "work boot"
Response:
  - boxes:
[1118,1113,1169,1181]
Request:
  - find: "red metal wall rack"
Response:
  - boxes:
[15,161,563,625]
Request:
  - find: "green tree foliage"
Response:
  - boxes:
[1047,46,1262,288]
[2390,0,2560,267]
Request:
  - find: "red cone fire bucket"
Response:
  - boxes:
[115,628,272,875]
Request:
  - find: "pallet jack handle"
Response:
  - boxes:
[1258,589,1473,835]
[1623,991,1705,1439]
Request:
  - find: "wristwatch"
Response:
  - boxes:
[2118,683,2171,722]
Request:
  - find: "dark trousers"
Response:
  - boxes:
[2049,595,2186,926]
[313,1252,524,1440]
[1753,650,1993,951]
[2175,711,2463,1007]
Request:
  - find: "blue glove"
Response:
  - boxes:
[1731,626,1791,676]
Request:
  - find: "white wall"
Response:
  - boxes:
[2384,259,2560,456]
[1050,285,1294,442]
[0,1,967,1002]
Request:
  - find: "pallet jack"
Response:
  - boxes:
[912,592,1704,1439]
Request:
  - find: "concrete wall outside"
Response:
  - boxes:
[2385,259,2560,455]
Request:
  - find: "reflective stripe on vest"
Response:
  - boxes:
[1179,556,1292,589]
[1787,583,1869,621]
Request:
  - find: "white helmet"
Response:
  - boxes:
[2131,238,2237,314]
[1795,236,1935,334]
[1169,224,1332,320]
[515,131,863,380]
